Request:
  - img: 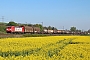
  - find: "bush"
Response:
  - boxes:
[0,25,6,33]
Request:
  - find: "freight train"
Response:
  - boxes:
[6,26,61,34]
[6,26,81,34]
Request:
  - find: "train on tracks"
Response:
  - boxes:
[6,26,82,34]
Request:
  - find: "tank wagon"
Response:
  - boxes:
[6,26,40,34]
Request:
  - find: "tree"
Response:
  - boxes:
[76,29,81,32]
[88,29,90,33]
[7,21,18,26]
[33,24,43,32]
[43,26,48,29]
[48,26,52,30]
[52,27,57,30]
[28,24,33,26]
[38,24,43,32]
[70,27,76,32]
[0,25,6,33]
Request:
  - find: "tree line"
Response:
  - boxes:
[0,21,90,34]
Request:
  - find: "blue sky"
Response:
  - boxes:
[0,0,90,30]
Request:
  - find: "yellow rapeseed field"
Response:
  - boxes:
[0,36,90,60]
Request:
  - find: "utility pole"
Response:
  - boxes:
[0,16,4,23]
[63,26,64,34]
[41,22,43,27]
[25,22,28,26]
[63,26,64,30]
[41,22,43,33]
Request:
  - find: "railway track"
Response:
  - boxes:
[0,33,75,38]
[0,34,23,38]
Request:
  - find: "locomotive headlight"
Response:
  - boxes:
[10,29,11,30]
[6,29,8,30]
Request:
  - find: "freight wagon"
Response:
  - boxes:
[24,26,40,33]
[43,29,57,34]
